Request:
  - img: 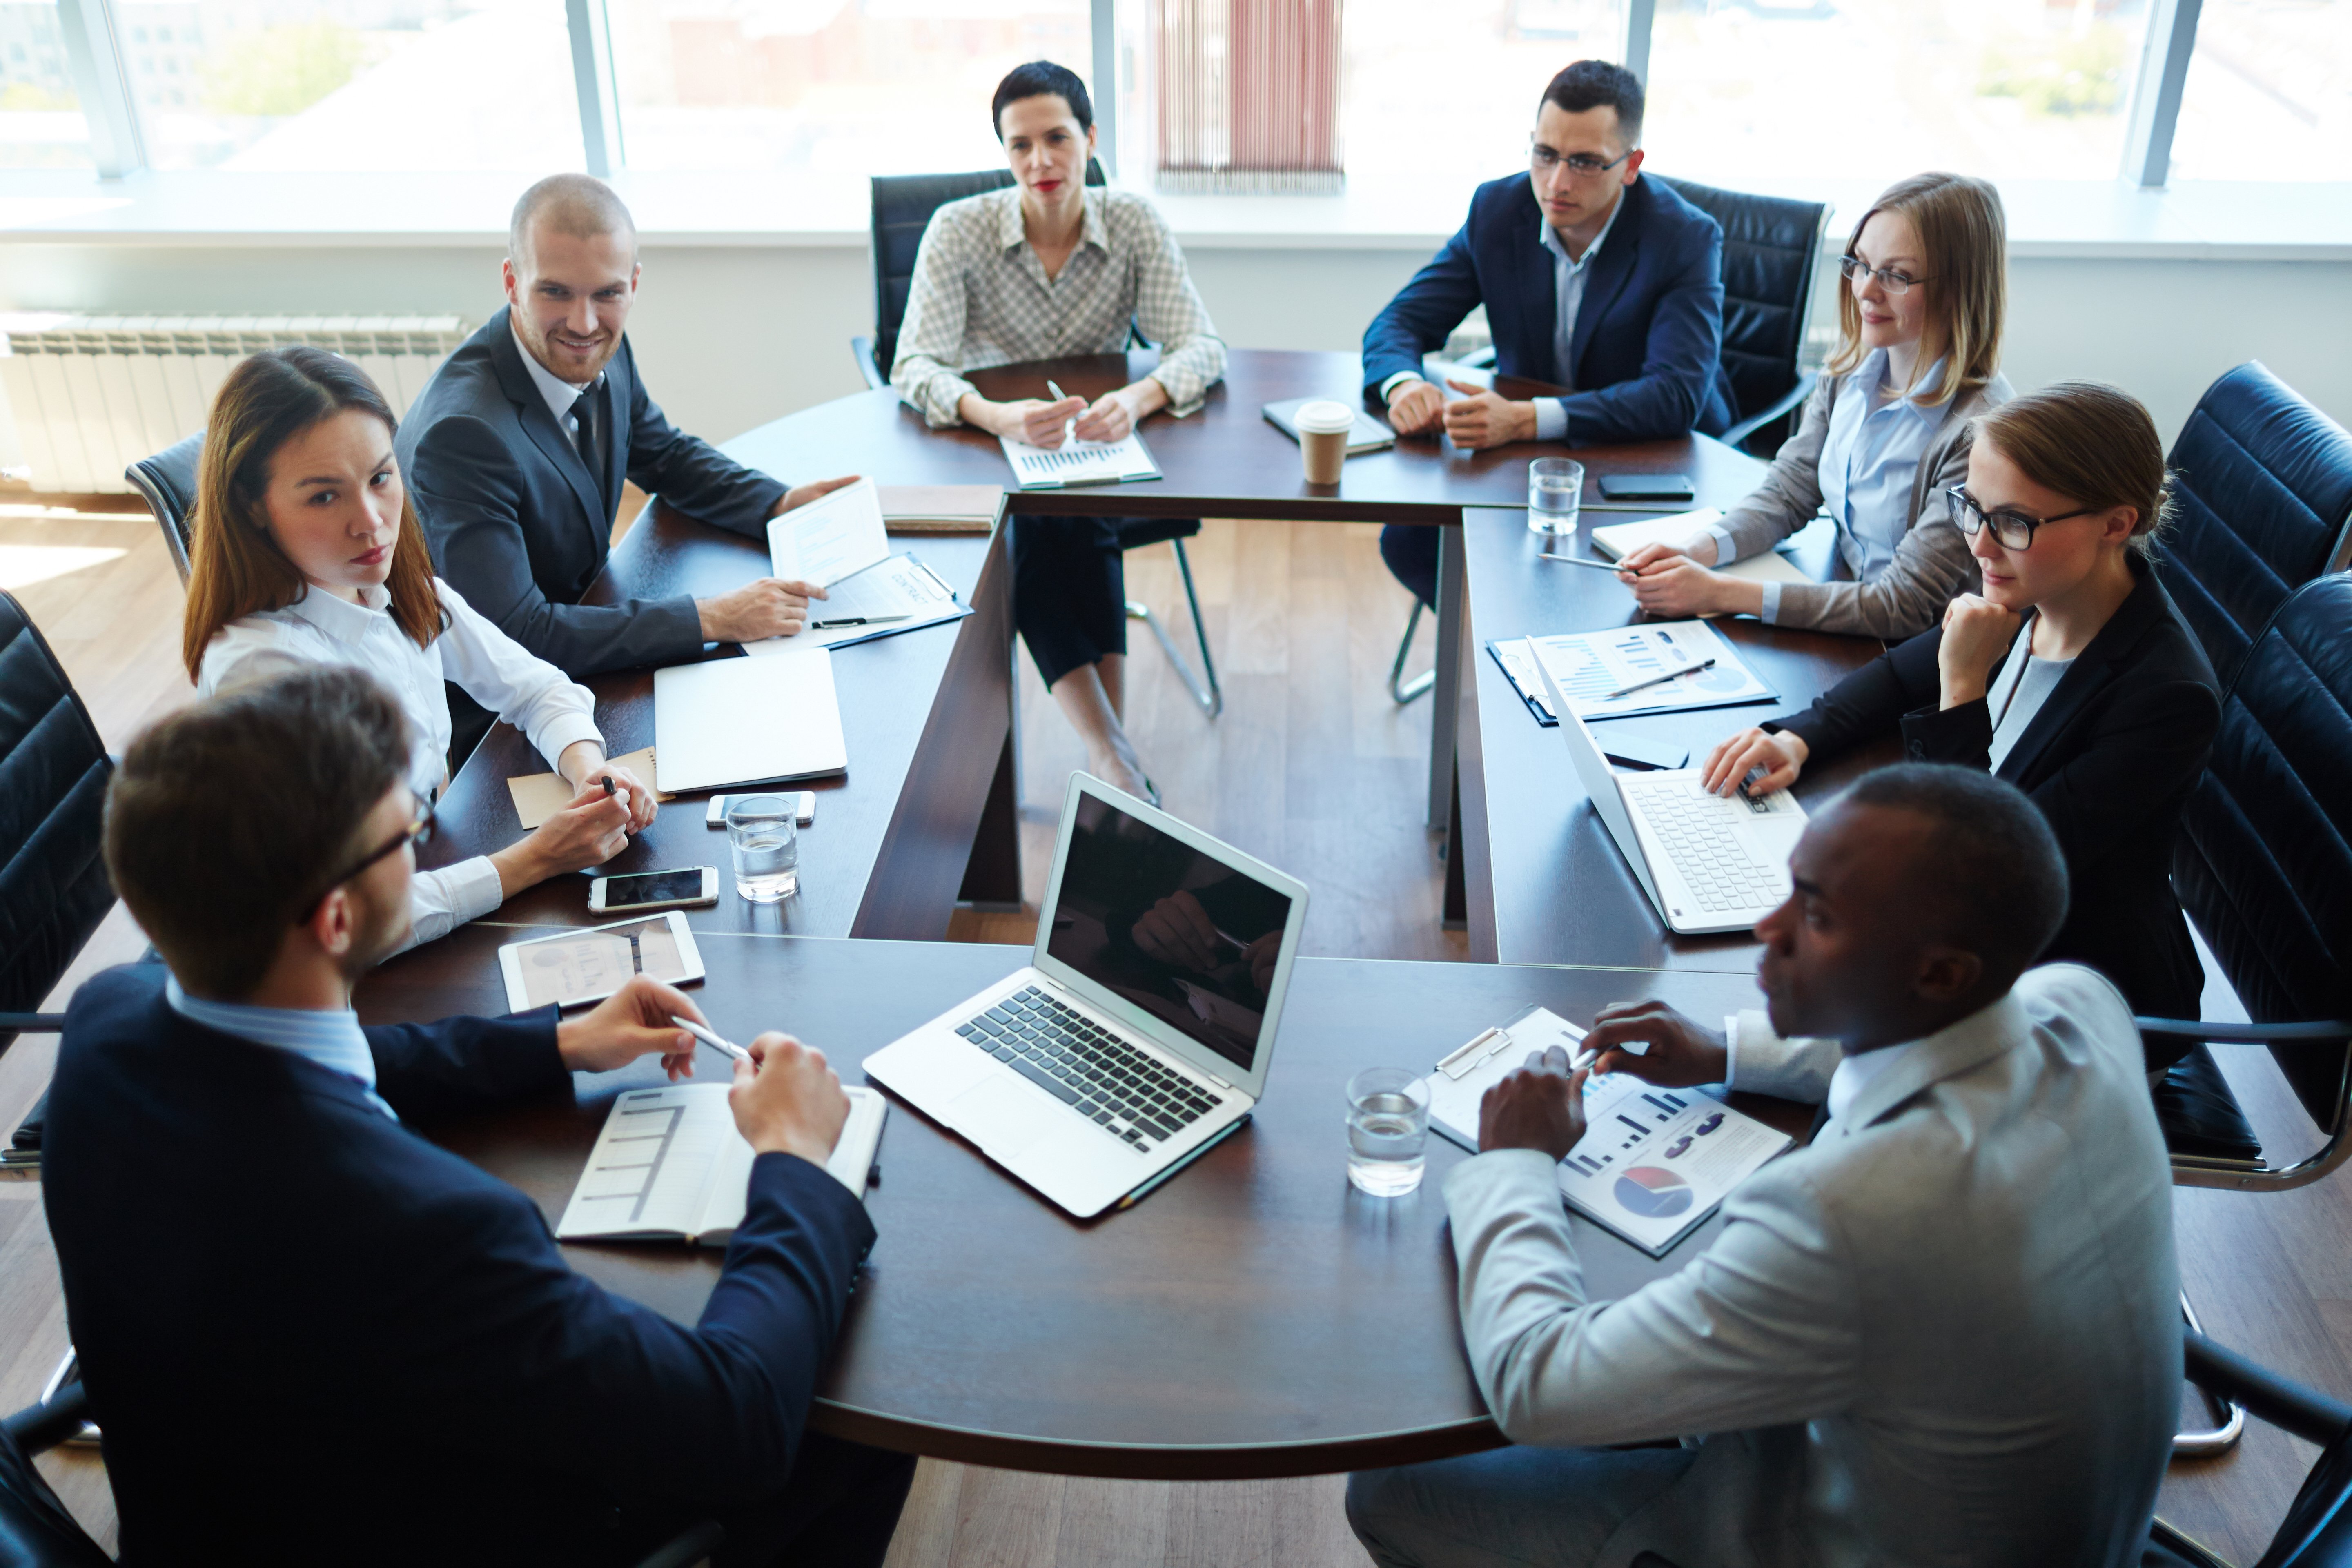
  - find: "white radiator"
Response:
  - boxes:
[0,314,470,494]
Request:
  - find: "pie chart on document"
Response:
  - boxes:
[1614,1165,1694,1218]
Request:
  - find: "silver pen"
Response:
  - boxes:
[670,1014,750,1062]
[1603,657,1716,701]
[1539,552,1625,571]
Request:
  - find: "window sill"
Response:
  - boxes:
[1,167,2347,261]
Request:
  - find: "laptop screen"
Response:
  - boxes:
[1044,793,1297,1073]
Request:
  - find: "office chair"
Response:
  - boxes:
[855,164,1222,719]
[2155,363,2352,690]
[124,433,204,588]
[0,1381,726,1568]
[1389,177,1831,704]
[2147,1327,2352,1567]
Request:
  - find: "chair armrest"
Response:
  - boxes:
[2137,1018,2352,1045]
[1456,345,1497,371]
[1723,370,1817,450]
[0,1013,66,1036]
[2185,1329,2352,1446]
[850,336,886,392]
[4,1383,89,1456]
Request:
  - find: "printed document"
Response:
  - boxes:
[1519,620,1775,721]
[999,428,1160,489]
[768,475,890,588]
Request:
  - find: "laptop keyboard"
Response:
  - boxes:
[1624,779,1787,913]
[954,986,1221,1149]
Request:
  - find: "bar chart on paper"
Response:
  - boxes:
[999,429,1162,489]
[1519,622,1776,721]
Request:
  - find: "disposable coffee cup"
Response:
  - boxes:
[1294,400,1355,486]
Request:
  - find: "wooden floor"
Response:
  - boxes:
[0,499,2336,1567]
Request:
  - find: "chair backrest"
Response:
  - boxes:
[0,591,113,1045]
[869,158,1109,378]
[2158,361,2352,688]
[126,432,204,588]
[2173,572,2352,1129]
[1652,174,1831,444]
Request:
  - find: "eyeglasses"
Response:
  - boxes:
[1944,486,2100,551]
[1839,256,1931,295]
[301,790,435,922]
[1530,141,1633,180]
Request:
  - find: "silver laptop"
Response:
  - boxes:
[863,773,1310,1219]
[1532,643,1807,935]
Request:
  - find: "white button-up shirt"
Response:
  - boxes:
[511,321,595,458]
[197,576,603,951]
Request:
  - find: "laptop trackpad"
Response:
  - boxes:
[949,1073,1066,1161]
[1733,817,1805,869]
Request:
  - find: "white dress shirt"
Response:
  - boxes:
[166,972,394,1120]
[197,576,603,951]
[511,321,596,457]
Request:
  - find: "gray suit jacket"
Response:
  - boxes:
[1443,964,2177,1568]
[1717,368,2011,640]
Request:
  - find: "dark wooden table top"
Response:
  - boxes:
[421,492,1014,943]
[364,927,1797,1480]
[716,347,1759,528]
[1455,510,1899,969]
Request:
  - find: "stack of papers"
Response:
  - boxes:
[999,428,1160,489]
[1591,509,1812,589]
[879,484,1000,534]
[755,477,971,653]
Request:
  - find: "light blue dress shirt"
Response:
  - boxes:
[1530,194,1626,442]
[166,973,396,1121]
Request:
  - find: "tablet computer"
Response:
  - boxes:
[497,911,706,1015]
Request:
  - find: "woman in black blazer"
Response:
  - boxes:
[1703,382,2221,1061]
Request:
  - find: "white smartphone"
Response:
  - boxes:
[497,911,707,1014]
[706,791,817,827]
[586,866,719,915]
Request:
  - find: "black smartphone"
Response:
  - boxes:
[1597,732,1690,771]
[1598,473,1696,503]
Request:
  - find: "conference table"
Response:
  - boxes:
[363,347,1891,1480]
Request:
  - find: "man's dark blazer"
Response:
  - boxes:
[1772,555,2222,1031]
[1360,171,1736,443]
[41,965,874,1566]
[397,307,788,677]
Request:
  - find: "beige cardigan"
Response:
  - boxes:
[1718,366,2013,639]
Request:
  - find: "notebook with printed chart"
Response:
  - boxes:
[999,428,1162,490]
[557,1085,887,1245]
[862,773,1310,1220]
[1590,509,1812,589]
[1521,620,1775,722]
[758,476,971,650]
[1428,1004,1791,1257]
[1531,645,1808,936]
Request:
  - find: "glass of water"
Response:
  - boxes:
[1527,457,1585,536]
[1346,1067,1432,1196]
[725,794,800,903]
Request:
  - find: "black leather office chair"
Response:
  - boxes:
[2156,363,2352,690]
[855,164,1223,719]
[124,433,203,588]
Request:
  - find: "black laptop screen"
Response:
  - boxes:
[1044,795,1294,1073]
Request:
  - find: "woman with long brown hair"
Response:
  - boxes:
[1701,381,2223,1054]
[185,346,657,952]
[1617,172,2012,639]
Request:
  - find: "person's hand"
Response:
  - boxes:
[771,474,859,518]
[556,744,658,832]
[1384,378,1446,437]
[1132,891,1221,973]
[1441,382,1538,450]
[1699,726,1808,798]
[990,396,1085,447]
[1580,1000,1729,1088]
[1619,554,1746,619]
[494,781,632,892]
[1619,538,1717,572]
[1937,593,2023,710]
[1073,390,1136,443]
[1478,1045,1589,1160]
[697,577,828,643]
[1242,931,1280,995]
[728,1033,851,1164]
[555,973,699,1079]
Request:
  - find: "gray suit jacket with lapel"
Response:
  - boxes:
[1442,964,2178,1568]
[398,308,788,677]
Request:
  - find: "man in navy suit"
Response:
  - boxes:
[1364,60,1735,608]
[42,666,913,1566]
[398,174,856,679]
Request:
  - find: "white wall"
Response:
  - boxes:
[3,239,2345,461]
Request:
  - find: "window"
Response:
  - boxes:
[1642,0,2156,187]
[118,0,583,172]
[2169,0,2350,181]
[0,0,90,169]
[603,0,1091,176]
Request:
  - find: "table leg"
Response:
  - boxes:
[1427,519,1466,829]
[956,733,1023,910]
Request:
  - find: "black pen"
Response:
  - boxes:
[1603,657,1716,701]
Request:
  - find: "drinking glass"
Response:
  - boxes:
[1346,1067,1432,1196]
[725,794,800,903]
[1527,457,1584,536]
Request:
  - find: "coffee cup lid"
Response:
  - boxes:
[1294,400,1356,435]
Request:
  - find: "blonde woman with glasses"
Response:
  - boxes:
[1618,172,2012,639]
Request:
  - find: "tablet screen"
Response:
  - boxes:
[510,917,691,1011]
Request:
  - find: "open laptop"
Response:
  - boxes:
[862,774,1310,1219]
[1532,643,1807,935]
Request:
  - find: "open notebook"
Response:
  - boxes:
[557,1084,886,1246]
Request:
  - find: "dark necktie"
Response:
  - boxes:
[569,387,606,514]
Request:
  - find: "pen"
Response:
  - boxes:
[1046,379,1070,404]
[1603,657,1716,701]
[670,1015,750,1063]
[1539,552,1624,571]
